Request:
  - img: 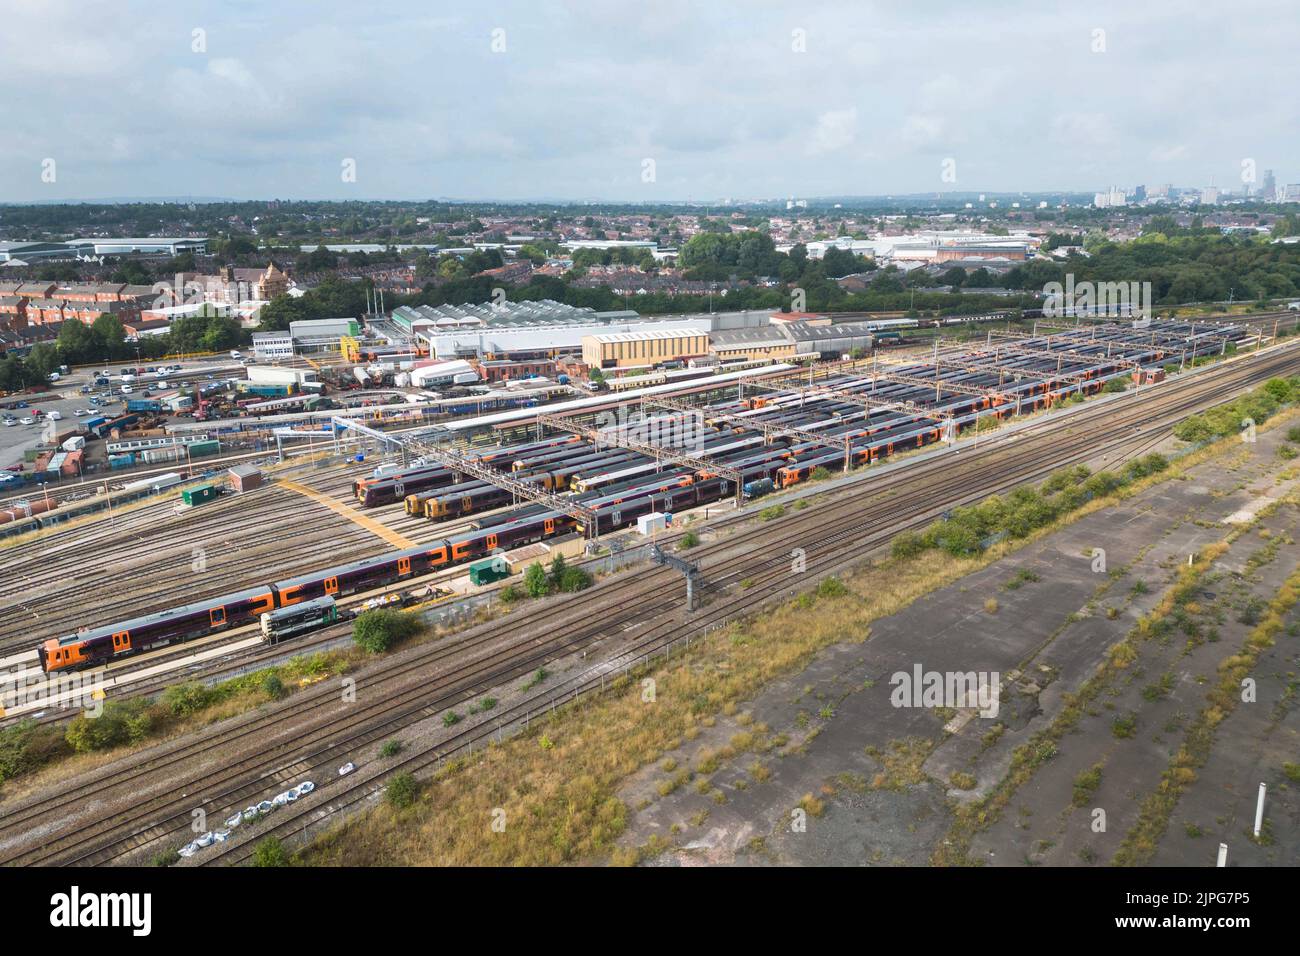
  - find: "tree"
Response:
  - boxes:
[57,320,97,364]
[110,260,152,286]
[25,343,60,379]
[524,562,551,598]
[90,314,127,361]
[939,266,967,288]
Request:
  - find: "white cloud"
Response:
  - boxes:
[0,0,1295,200]
[808,109,858,155]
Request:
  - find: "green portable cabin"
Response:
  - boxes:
[181,483,220,507]
[469,557,511,586]
[187,439,221,458]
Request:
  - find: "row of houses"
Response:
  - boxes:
[0,281,158,336]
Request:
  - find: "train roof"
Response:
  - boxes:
[271,543,446,591]
[57,586,274,646]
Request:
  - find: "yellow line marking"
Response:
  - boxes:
[277,479,416,548]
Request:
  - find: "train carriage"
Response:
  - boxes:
[40,586,276,672]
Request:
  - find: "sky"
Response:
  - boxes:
[1,0,1297,203]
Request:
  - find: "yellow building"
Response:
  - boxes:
[581,328,710,369]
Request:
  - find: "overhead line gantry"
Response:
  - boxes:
[532,411,747,505]
[645,395,862,472]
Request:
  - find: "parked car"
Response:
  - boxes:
[47,411,62,421]
[19,418,33,425]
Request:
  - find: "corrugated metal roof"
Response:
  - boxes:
[588,328,707,344]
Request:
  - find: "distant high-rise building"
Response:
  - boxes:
[1262,169,1277,201]
[1200,186,1220,206]
[1094,186,1127,209]
[1133,184,1147,202]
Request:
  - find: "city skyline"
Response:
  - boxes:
[2,0,1297,203]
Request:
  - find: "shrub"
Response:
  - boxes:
[352,608,422,654]
[679,531,700,550]
[385,772,418,809]
[161,681,213,717]
[1103,377,1128,393]
[252,837,288,867]
[815,577,848,598]
[379,739,402,758]
[556,565,593,593]
[261,674,285,700]
[64,699,152,753]
[498,583,521,603]
[0,720,58,783]
[151,847,181,867]
[891,531,926,560]
[809,466,832,481]
[442,711,461,727]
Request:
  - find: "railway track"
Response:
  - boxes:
[203,341,1300,865]
[0,341,1294,866]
